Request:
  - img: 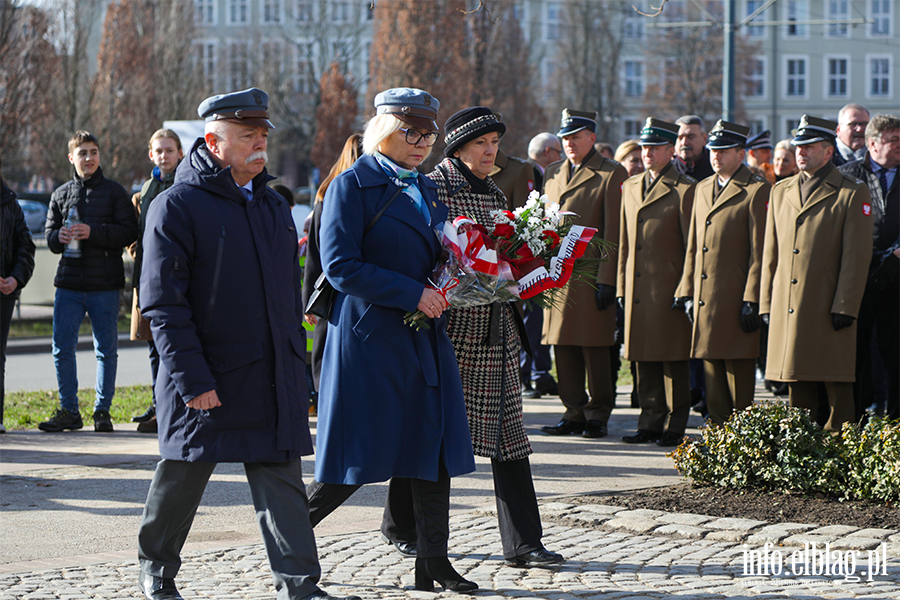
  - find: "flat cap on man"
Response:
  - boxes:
[706,120,751,150]
[374,87,440,132]
[639,118,679,146]
[745,129,773,150]
[198,88,275,129]
[792,115,838,146]
[557,109,597,137]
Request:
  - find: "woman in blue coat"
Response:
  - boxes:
[317,88,477,592]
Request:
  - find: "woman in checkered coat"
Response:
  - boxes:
[427,107,563,568]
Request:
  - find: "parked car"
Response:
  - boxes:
[17,199,48,235]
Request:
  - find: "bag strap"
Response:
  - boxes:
[363,185,404,236]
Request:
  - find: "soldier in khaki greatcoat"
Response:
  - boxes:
[489,149,536,211]
[540,109,628,440]
[760,115,873,432]
[675,121,770,425]
[618,118,696,447]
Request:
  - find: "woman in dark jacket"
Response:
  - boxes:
[302,133,362,394]
[0,177,37,433]
[316,88,477,592]
[427,107,563,567]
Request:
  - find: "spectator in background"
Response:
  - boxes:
[614,140,644,178]
[833,103,870,166]
[594,142,615,160]
[0,172,37,434]
[672,115,714,181]
[39,130,138,433]
[489,147,536,211]
[745,130,776,184]
[129,129,184,434]
[773,139,798,181]
[527,133,562,193]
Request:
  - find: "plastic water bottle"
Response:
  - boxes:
[64,206,82,258]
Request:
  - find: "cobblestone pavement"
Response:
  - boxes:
[3,503,898,600]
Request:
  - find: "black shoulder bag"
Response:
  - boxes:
[305,186,404,319]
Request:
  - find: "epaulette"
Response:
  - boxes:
[603,157,622,168]
[750,173,767,184]
[773,177,791,187]
[680,173,697,184]
[507,155,528,165]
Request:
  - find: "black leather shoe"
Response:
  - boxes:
[138,572,183,600]
[381,533,416,557]
[137,416,158,434]
[540,419,585,436]
[132,405,155,423]
[522,381,542,399]
[582,420,608,438]
[534,380,559,396]
[656,432,686,447]
[415,557,478,592]
[505,548,564,567]
[305,592,362,600]
[622,429,661,443]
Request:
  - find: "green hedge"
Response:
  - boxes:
[672,401,900,502]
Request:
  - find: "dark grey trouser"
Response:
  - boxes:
[138,458,321,600]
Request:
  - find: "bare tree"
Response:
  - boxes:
[310,62,359,175]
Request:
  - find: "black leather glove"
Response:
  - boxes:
[740,302,761,333]
[595,284,616,311]
[870,251,899,290]
[832,313,855,331]
[761,313,769,326]
[617,297,625,311]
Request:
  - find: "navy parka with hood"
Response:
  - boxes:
[140,138,311,463]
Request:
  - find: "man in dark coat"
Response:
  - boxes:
[136,88,357,600]
[672,115,714,181]
[39,130,138,433]
[839,114,899,421]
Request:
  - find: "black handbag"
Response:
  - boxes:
[305,186,405,319]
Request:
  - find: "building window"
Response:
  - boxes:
[745,0,767,37]
[227,0,248,24]
[868,56,891,97]
[784,57,807,97]
[746,57,765,97]
[826,0,849,37]
[624,119,641,139]
[785,118,800,139]
[295,43,313,94]
[262,40,283,77]
[195,41,217,91]
[228,41,250,88]
[546,2,562,40]
[826,57,848,97]
[195,0,216,25]
[364,0,374,20]
[332,1,350,22]
[748,119,765,136]
[262,0,281,23]
[785,0,808,37]
[869,0,892,36]
[623,17,643,38]
[623,60,644,97]
[295,0,312,21]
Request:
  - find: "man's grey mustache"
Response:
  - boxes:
[246,151,268,164]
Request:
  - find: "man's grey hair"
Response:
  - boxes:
[528,132,559,160]
[675,115,705,132]
[865,114,900,142]
[838,103,870,122]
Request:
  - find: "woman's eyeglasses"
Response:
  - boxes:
[399,128,439,147]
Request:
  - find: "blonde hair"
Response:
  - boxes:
[775,139,794,152]
[148,128,183,151]
[362,114,403,155]
[614,140,640,163]
[316,133,363,203]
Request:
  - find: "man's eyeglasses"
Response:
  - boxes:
[399,128,439,147]
[547,146,562,156]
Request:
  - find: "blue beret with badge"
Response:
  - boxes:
[557,109,597,137]
[639,117,679,146]
[374,87,440,132]
[792,115,838,146]
[706,120,751,150]
[198,87,274,129]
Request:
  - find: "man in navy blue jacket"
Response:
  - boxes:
[136,88,357,600]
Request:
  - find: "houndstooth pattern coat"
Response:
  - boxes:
[427,159,532,462]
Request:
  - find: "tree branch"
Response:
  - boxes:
[634,0,669,18]
[458,0,494,24]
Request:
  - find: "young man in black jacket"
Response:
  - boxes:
[39,131,138,432]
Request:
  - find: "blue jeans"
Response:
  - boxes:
[52,288,119,413]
